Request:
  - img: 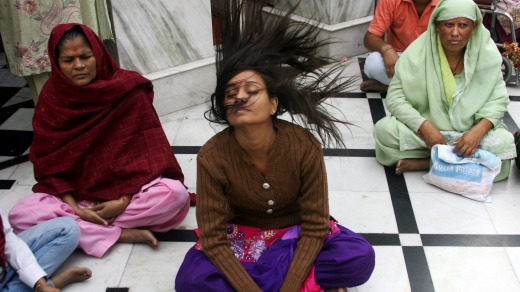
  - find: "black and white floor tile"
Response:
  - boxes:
[0,53,33,190]
[0,57,520,291]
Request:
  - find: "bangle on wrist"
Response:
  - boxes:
[381,46,394,55]
[34,284,42,292]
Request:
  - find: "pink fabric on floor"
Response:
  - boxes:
[8,177,190,258]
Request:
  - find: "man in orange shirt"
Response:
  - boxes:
[361,0,440,92]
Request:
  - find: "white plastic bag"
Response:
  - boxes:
[422,145,502,202]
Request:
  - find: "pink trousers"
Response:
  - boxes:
[9,177,190,258]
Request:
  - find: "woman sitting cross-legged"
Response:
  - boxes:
[374,0,517,178]
[8,23,191,258]
[175,2,375,292]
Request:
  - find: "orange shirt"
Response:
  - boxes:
[368,0,440,52]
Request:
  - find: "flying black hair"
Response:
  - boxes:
[206,0,354,148]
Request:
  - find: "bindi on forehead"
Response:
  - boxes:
[60,41,92,57]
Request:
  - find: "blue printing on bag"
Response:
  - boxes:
[431,149,483,183]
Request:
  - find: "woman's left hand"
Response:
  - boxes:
[90,195,131,221]
[453,130,482,157]
[452,119,493,157]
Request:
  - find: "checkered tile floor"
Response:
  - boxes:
[0,53,33,189]
[1,55,520,291]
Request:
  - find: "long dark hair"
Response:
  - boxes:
[206,0,353,148]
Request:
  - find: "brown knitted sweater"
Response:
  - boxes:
[196,119,330,292]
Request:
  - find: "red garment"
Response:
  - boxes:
[31,23,185,202]
[368,0,439,52]
[0,216,6,282]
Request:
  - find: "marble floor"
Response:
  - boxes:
[1,53,520,292]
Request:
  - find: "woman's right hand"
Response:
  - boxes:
[418,120,446,149]
[61,193,109,225]
[90,195,131,221]
[74,208,109,225]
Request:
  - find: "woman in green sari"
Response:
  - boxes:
[374,0,517,180]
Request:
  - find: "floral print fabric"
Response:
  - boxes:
[195,224,292,263]
[496,0,520,35]
[195,221,339,263]
[0,0,111,76]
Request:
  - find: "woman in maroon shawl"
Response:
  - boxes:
[8,23,191,258]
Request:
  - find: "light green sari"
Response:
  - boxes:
[374,0,516,170]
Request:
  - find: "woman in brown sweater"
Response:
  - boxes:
[175,1,375,291]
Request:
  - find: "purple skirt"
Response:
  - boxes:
[175,224,375,291]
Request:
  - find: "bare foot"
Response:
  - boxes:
[51,267,92,288]
[395,158,430,175]
[118,228,158,248]
[360,79,388,92]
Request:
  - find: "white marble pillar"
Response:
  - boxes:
[272,0,374,58]
[111,0,216,116]
[275,0,373,24]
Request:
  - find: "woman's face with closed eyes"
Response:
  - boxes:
[224,70,278,127]
[58,36,97,86]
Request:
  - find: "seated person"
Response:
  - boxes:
[483,0,520,44]
[8,23,191,258]
[1,212,91,291]
[175,2,375,292]
[361,0,439,92]
[374,0,517,178]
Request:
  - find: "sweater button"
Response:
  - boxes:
[267,200,274,206]
[266,209,273,214]
[262,183,270,190]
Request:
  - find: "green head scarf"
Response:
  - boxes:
[434,0,478,105]
[435,0,478,22]
[429,0,487,91]
[387,0,508,133]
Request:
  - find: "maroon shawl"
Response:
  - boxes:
[30,23,185,201]
[0,216,5,282]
